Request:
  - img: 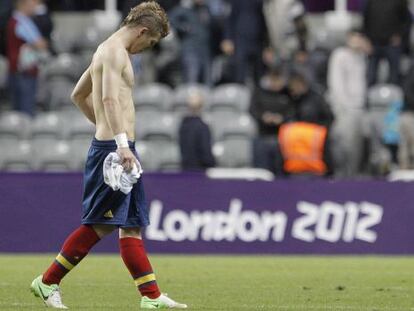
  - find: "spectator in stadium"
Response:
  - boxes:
[249,65,292,175]
[32,0,52,41]
[6,0,48,116]
[399,64,414,169]
[278,120,334,177]
[328,29,371,177]
[221,0,270,84]
[169,0,212,85]
[264,0,307,59]
[153,31,182,88]
[276,71,334,177]
[288,71,334,127]
[32,0,54,53]
[363,0,411,85]
[205,0,229,57]
[0,0,13,56]
[287,49,316,89]
[179,92,215,170]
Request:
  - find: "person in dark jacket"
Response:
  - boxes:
[250,65,293,174]
[363,0,411,85]
[32,0,54,54]
[221,0,269,84]
[250,66,293,136]
[169,0,212,85]
[288,71,334,127]
[287,71,335,175]
[179,92,215,170]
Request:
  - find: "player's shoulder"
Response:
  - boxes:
[95,40,128,67]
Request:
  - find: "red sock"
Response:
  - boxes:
[42,225,100,285]
[119,237,161,299]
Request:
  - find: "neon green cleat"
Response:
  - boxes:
[30,275,68,309]
[141,293,187,309]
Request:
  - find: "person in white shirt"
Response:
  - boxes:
[328,29,372,177]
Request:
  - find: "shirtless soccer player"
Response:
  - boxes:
[30,1,187,309]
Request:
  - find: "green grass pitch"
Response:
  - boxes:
[0,255,413,310]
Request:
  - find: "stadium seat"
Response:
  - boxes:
[51,30,76,54]
[73,28,101,52]
[136,141,181,171]
[69,138,91,170]
[133,83,173,112]
[46,78,76,110]
[136,110,158,140]
[33,140,72,171]
[171,84,210,113]
[213,138,252,168]
[135,140,159,172]
[31,112,66,139]
[0,111,32,139]
[0,140,33,171]
[400,56,412,77]
[136,112,178,141]
[76,50,94,73]
[207,112,257,141]
[209,84,251,113]
[66,113,95,140]
[152,141,181,171]
[376,60,390,84]
[0,55,7,89]
[42,54,82,81]
[368,84,403,108]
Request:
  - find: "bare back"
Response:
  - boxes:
[90,40,136,141]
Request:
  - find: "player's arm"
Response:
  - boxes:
[71,67,96,124]
[101,49,137,171]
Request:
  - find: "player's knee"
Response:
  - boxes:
[92,224,116,238]
[119,227,142,239]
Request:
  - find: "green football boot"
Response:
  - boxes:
[30,275,68,309]
[141,293,187,309]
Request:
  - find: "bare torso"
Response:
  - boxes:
[90,41,136,141]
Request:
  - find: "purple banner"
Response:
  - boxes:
[304,0,363,12]
[0,173,413,254]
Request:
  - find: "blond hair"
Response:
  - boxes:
[121,0,169,38]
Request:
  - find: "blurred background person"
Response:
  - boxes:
[249,65,292,175]
[287,49,316,89]
[277,71,334,177]
[32,0,54,54]
[264,0,307,59]
[169,0,212,85]
[179,92,215,170]
[399,64,414,170]
[221,0,270,84]
[363,0,411,85]
[153,31,182,88]
[288,71,334,127]
[328,29,371,177]
[6,0,48,116]
[0,0,14,57]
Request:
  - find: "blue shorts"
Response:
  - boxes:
[81,138,149,228]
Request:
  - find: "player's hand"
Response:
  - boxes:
[262,112,283,125]
[117,147,138,172]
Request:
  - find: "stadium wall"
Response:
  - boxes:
[1,173,413,254]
